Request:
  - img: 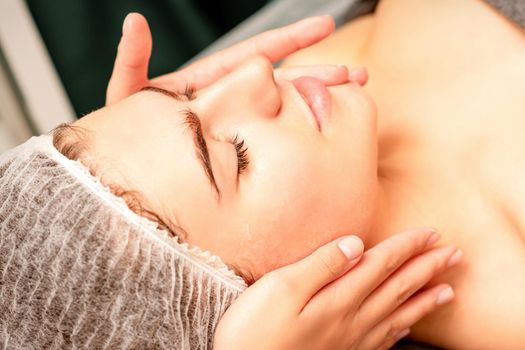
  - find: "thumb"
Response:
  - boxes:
[276,235,364,305]
[106,13,152,105]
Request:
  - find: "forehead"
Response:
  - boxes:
[74,91,219,222]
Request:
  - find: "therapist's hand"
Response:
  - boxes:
[106,13,368,105]
[214,228,462,350]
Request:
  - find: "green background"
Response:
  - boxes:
[26,0,270,117]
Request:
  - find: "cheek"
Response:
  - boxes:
[229,107,379,276]
[249,140,322,222]
[235,147,349,275]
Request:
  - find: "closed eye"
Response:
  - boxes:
[140,85,223,201]
[230,134,249,176]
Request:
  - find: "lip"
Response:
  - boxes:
[292,76,331,131]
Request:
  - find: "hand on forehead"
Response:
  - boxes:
[106,13,367,105]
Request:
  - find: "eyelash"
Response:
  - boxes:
[182,85,196,100]
[180,85,248,175]
[230,134,249,175]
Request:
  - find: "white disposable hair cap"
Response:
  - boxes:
[0,135,247,349]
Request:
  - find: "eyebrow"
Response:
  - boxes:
[141,86,221,200]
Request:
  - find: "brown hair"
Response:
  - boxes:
[52,123,254,284]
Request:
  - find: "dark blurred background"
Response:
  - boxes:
[26,0,271,116]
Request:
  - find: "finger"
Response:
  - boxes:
[329,227,440,308]
[358,284,455,350]
[348,67,369,86]
[275,65,349,85]
[152,15,335,90]
[358,245,462,328]
[106,13,152,105]
[275,65,369,87]
[272,235,364,306]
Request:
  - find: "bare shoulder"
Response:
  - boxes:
[409,228,525,349]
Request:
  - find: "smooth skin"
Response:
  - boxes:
[105,14,461,349]
[214,228,460,350]
[279,1,525,348]
[106,13,367,106]
[89,14,379,281]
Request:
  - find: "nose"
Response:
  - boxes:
[195,56,281,119]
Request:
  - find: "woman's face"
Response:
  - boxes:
[76,57,378,279]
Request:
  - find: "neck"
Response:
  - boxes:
[351,0,458,248]
[363,129,432,247]
[367,177,401,248]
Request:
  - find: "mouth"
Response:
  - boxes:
[292,76,331,131]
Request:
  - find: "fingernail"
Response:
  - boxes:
[395,328,411,342]
[436,286,455,305]
[425,231,441,248]
[447,249,463,267]
[338,236,363,260]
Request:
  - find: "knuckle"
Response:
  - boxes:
[395,279,413,304]
[418,293,438,315]
[376,246,401,275]
[432,254,446,273]
[384,323,401,344]
[398,229,426,255]
[315,252,341,278]
[384,256,400,275]
[403,227,433,251]
[419,232,432,250]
